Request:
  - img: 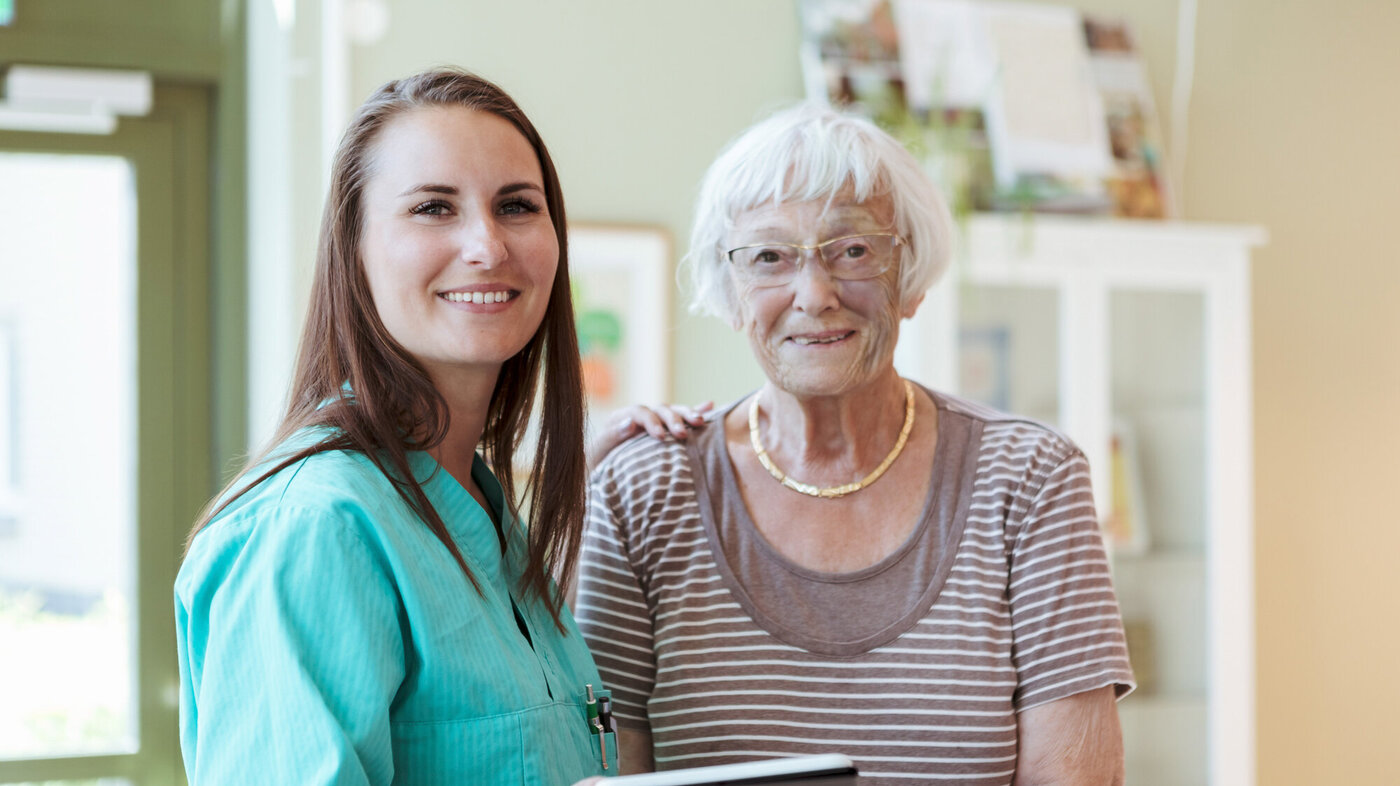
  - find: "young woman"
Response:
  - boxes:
[176,68,613,785]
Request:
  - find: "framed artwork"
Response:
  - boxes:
[511,225,671,477]
[1084,15,1173,218]
[958,326,1011,411]
[568,225,672,447]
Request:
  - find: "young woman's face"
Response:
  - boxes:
[360,105,558,386]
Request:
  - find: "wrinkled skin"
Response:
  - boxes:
[724,190,919,399]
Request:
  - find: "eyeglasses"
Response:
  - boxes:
[725,233,903,288]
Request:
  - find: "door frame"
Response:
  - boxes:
[0,83,214,786]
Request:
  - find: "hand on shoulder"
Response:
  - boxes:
[587,401,714,469]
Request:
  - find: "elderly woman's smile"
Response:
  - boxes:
[788,330,854,345]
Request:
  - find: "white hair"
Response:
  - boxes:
[683,102,954,322]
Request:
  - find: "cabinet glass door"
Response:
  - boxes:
[955,280,1214,784]
[956,282,1060,424]
[1108,288,1208,786]
[940,214,1259,785]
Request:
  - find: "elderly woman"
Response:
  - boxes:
[573,104,1135,785]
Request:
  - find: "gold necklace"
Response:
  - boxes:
[748,379,916,500]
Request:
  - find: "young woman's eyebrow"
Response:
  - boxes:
[398,183,457,197]
[498,181,544,196]
[396,182,543,197]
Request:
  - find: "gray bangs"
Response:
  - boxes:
[722,114,891,224]
[685,103,953,323]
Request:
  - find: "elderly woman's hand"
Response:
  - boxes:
[587,401,714,469]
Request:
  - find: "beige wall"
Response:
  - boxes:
[1188,1,1400,781]
[349,1,1400,781]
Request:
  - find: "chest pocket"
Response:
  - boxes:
[587,729,619,775]
[390,712,523,785]
[390,701,606,786]
[577,686,620,776]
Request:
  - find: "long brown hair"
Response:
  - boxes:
[191,67,587,630]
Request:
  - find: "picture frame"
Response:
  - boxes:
[1103,418,1150,555]
[511,225,672,479]
[976,2,1114,195]
[1084,15,1173,218]
[567,224,672,448]
[958,325,1011,412]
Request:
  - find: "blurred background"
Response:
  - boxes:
[0,0,1396,783]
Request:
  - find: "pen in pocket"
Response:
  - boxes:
[598,696,614,736]
[585,683,608,770]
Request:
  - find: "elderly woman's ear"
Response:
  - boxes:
[901,291,926,320]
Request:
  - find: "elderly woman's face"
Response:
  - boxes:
[726,190,913,398]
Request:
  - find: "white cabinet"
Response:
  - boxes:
[896,214,1266,786]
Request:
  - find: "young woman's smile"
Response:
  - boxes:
[437,285,520,308]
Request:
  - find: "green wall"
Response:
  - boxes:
[0,0,224,78]
[350,0,807,407]
[2,0,249,480]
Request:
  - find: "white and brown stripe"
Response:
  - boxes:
[574,390,1134,784]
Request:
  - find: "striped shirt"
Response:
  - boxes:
[574,389,1134,784]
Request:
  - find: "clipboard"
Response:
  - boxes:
[606,753,858,785]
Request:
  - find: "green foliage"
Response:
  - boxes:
[0,589,132,759]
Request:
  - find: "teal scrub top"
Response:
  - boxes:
[175,438,615,785]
